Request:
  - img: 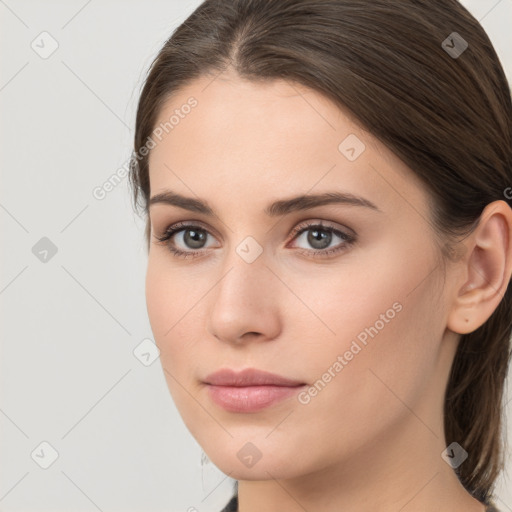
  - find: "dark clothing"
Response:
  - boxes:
[219,492,501,512]
[219,493,238,512]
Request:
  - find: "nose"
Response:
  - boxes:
[206,251,282,345]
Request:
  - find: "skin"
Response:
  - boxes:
[145,68,512,512]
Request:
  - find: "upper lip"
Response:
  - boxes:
[204,368,305,387]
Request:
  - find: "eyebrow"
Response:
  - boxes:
[149,190,381,216]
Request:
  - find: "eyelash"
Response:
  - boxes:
[154,220,356,260]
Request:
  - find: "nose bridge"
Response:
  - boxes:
[217,231,272,301]
[207,243,280,342]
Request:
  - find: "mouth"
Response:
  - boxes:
[203,368,307,413]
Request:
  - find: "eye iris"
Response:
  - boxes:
[184,228,207,249]
[308,228,332,249]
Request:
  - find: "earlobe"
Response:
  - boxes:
[447,200,512,335]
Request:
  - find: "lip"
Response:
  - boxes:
[203,368,307,413]
[203,368,305,387]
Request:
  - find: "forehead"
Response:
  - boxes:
[147,71,430,220]
[149,72,352,164]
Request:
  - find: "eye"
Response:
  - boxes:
[154,221,218,259]
[154,220,356,259]
[288,221,356,257]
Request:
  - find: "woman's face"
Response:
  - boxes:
[145,71,458,481]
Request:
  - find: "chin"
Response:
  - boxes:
[200,437,309,481]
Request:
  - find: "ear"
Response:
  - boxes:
[447,200,512,335]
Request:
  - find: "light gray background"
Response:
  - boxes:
[1,1,511,511]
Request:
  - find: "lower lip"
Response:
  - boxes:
[206,384,305,412]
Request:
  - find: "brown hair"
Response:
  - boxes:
[129,0,512,502]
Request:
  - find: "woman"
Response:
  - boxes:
[129,0,512,510]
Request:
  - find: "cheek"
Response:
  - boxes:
[145,261,202,431]
[145,258,172,340]
[145,258,189,369]
[295,251,444,436]
[145,256,205,381]
[145,253,201,339]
